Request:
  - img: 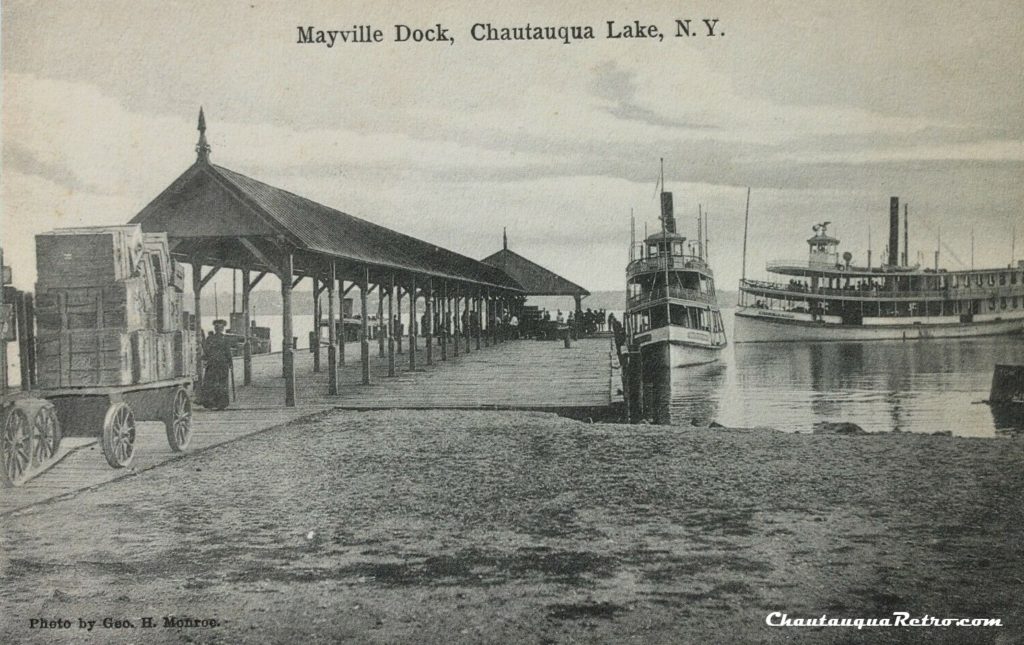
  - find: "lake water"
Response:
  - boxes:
[664,310,1024,437]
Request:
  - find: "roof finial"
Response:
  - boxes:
[503,227,508,250]
[196,107,211,164]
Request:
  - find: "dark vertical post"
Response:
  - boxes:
[338,279,346,366]
[409,276,417,370]
[377,280,385,358]
[327,261,338,395]
[397,284,403,354]
[574,294,583,338]
[241,269,252,385]
[360,266,370,385]
[441,281,449,360]
[387,273,396,377]
[453,287,460,358]
[281,251,296,407]
[312,276,321,373]
[464,290,471,354]
[16,292,31,390]
[425,278,433,366]
[191,260,204,388]
[474,293,482,350]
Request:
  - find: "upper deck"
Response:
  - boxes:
[627,232,713,280]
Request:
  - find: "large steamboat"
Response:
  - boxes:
[624,188,728,367]
[736,197,1024,342]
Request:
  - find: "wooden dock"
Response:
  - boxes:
[0,337,617,515]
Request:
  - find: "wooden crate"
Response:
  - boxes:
[36,226,144,288]
[35,278,155,332]
[172,330,196,378]
[36,329,133,388]
[130,329,159,384]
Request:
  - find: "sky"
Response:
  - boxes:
[2,0,1022,294]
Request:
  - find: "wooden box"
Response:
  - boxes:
[36,329,133,388]
[35,278,155,332]
[36,226,144,289]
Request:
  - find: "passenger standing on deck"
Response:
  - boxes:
[202,319,233,411]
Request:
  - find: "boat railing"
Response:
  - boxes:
[627,285,716,308]
[627,254,712,278]
[740,279,958,300]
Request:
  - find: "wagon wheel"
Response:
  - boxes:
[101,402,136,469]
[30,404,62,466]
[1,408,32,487]
[164,387,193,452]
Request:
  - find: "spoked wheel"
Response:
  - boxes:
[101,402,136,469]
[1,408,32,487]
[30,404,62,466]
[164,387,193,452]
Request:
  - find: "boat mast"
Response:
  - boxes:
[661,159,671,323]
[697,204,703,261]
[741,187,750,281]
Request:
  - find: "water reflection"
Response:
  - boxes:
[654,311,1024,436]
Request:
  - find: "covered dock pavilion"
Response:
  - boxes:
[482,230,590,334]
[130,110,525,407]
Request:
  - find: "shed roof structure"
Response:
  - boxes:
[481,230,589,297]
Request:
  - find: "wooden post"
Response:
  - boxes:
[425,278,433,366]
[360,266,370,385]
[574,294,583,338]
[327,262,338,395]
[241,269,252,385]
[191,260,204,388]
[453,288,460,358]
[441,281,448,361]
[474,293,482,350]
[388,273,396,377]
[409,276,417,370]
[397,284,403,354]
[281,251,296,407]
[338,279,346,366]
[464,290,471,354]
[377,280,385,358]
[312,276,321,373]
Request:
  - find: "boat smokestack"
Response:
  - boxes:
[889,196,899,266]
[661,192,676,234]
[903,203,909,267]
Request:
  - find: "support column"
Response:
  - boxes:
[397,284,403,354]
[312,276,321,373]
[360,267,370,385]
[425,279,433,366]
[574,294,583,338]
[338,280,346,366]
[475,293,482,350]
[191,261,204,387]
[464,290,471,354]
[441,281,449,361]
[453,288,460,358]
[281,252,296,407]
[388,273,396,377]
[327,262,338,395]
[241,269,252,385]
[409,276,417,370]
[377,281,385,358]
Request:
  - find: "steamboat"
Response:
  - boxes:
[624,182,727,368]
[735,197,1024,342]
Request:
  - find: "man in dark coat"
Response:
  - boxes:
[202,319,233,410]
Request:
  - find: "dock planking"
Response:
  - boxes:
[1,337,615,515]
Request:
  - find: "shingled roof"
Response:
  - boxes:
[481,245,589,297]
[130,161,522,291]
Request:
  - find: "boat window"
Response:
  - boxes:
[988,274,996,286]
[1012,272,1018,285]
[1000,273,1007,286]
[1014,296,1019,308]
[975,274,983,286]
[1000,297,1007,309]
[673,242,683,256]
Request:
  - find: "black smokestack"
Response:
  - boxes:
[889,196,899,266]
[661,192,676,234]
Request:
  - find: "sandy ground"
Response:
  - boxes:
[1,409,1022,645]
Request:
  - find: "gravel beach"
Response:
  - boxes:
[1,409,1022,644]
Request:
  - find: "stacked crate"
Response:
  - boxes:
[34,226,192,388]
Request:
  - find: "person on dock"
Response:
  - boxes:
[202,319,233,411]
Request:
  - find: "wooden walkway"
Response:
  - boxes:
[0,337,616,515]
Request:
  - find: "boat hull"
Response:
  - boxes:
[631,324,726,366]
[734,308,1024,343]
